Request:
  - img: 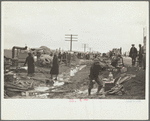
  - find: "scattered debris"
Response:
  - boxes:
[38,54,53,67]
[106,85,124,95]
[105,73,137,95]
[121,67,127,73]
[34,87,50,92]
[53,81,64,87]
[3,51,145,99]
[35,93,49,98]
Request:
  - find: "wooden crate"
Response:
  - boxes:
[104,79,115,91]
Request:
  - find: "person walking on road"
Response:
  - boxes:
[142,43,146,70]
[138,44,143,67]
[50,54,59,80]
[58,52,62,63]
[88,58,103,96]
[129,44,137,66]
[24,52,35,76]
[67,52,71,67]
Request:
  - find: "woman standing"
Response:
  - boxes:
[24,52,35,76]
[50,54,59,80]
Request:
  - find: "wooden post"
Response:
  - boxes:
[65,34,78,52]
[84,44,86,52]
[70,34,72,51]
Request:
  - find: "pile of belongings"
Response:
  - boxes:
[105,73,136,95]
[38,54,53,67]
[4,81,34,97]
[40,46,51,55]
[4,72,34,97]
[97,57,115,70]
[110,55,124,68]
[4,56,12,73]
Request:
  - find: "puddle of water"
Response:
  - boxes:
[79,65,86,70]
[77,88,105,95]
[20,67,28,70]
[91,89,97,94]
[34,87,50,92]
[70,65,86,77]
[77,89,96,94]
[53,81,64,86]
[70,69,75,76]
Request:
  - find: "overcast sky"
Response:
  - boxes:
[2,1,148,53]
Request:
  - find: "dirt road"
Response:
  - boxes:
[5,57,145,99]
[49,57,145,99]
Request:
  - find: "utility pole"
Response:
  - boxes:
[120,47,122,55]
[65,34,78,51]
[89,47,92,52]
[82,44,88,52]
[143,27,146,46]
[84,44,86,52]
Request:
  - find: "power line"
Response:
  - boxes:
[65,34,78,51]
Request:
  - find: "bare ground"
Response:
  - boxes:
[5,57,146,99]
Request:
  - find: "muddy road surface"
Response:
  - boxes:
[5,57,145,99]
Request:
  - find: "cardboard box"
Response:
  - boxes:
[104,79,115,91]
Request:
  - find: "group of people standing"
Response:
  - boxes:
[24,52,59,80]
[23,51,104,96]
[23,45,146,97]
[129,44,146,70]
[88,44,147,96]
[51,51,72,66]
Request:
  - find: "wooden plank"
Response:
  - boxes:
[65,37,78,39]
[57,80,73,83]
[5,84,28,90]
[50,90,74,93]
[30,77,49,82]
[65,34,78,36]
[6,88,28,92]
[65,40,78,41]
[65,37,71,38]
[72,35,78,36]
[64,34,71,36]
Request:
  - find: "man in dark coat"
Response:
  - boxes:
[24,52,35,76]
[138,44,143,67]
[129,44,137,66]
[111,53,118,67]
[142,44,146,70]
[58,52,62,63]
[50,54,59,80]
[88,58,103,96]
[67,52,71,66]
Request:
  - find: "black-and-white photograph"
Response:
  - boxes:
[1,1,149,120]
[2,1,148,99]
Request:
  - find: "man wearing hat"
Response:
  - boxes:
[66,52,71,67]
[88,58,103,96]
[24,52,35,76]
[129,44,137,66]
[50,53,59,80]
[138,44,143,67]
